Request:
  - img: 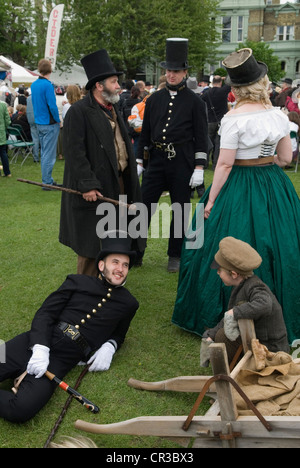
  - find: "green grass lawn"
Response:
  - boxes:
[0,155,299,448]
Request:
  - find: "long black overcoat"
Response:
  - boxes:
[59,91,144,258]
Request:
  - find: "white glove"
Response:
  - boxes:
[87,342,116,372]
[27,344,50,379]
[200,338,213,368]
[224,312,240,342]
[137,164,144,177]
[189,169,204,188]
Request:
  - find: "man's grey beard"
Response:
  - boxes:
[102,88,120,105]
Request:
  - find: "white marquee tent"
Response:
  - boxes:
[0,55,39,86]
[50,63,87,87]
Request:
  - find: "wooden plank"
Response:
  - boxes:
[238,319,256,352]
[200,350,253,418]
[74,415,300,443]
[209,343,239,423]
[127,376,216,393]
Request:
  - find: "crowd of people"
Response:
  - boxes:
[0,69,84,182]
[0,41,299,427]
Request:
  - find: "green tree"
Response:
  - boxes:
[0,0,39,66]
[62,0,221,78]
[237,40,285,84]
[0,0,221,79]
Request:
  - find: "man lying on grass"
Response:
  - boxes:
[0,230,138,423]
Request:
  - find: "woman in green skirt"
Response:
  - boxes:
[172,48,300,344]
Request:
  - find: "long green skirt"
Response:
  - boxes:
[172,165,300,344]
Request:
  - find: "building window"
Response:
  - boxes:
[296,61,300,74]
[222,16,231,42]
[280,61,286,72]
[277,25,294,41]
[237,16,243,42]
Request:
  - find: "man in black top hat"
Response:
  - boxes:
[198,75,210,95]
[274,77,293,108]
[59,49,145,276]
[137,38,209,272]
[0,231,139,423]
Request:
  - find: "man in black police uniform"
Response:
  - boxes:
[0,231,138,423]
[137,38,209,272]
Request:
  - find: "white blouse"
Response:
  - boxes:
[219,107,290,159]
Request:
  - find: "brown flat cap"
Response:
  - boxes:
[211,237,262,276]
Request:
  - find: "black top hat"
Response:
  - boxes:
[160,38,191,70]
[281,77,293,85]
[95,230,136,270]
[199,75,210,83]
[81,49,123,90]
[222,48,268,87]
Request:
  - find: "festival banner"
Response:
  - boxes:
[44,4,65,70]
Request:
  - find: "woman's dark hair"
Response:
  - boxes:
[130,85,141,100]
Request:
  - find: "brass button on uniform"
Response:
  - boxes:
[87,314,91,319]
[81,319,85,324]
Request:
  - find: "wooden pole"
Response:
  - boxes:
[17,178,136,211]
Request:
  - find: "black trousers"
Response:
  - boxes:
[0,330,84,423]
[141,149,192,258]
[208,122,220,169]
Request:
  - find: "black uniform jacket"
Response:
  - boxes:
[201,84,231,122]
[137,86,208,168]
[59,91,144,258]
[29,275,139,353]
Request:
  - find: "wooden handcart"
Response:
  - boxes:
[75,320,300,448]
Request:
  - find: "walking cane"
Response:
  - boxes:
[43,366,93,448]
[17,178,137,211]
[45,370,100,414]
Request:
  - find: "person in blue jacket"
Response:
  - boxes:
[31,59,60,188]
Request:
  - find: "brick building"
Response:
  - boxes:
[213,0,300,80]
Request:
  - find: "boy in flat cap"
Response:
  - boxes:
[200,237,289,366]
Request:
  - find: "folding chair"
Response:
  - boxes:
[6,125,35,166]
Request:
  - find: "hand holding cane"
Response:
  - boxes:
[17,178,136,211]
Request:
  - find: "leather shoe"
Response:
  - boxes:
[167,256,180,273]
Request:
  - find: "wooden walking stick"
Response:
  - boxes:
[45,370,100,414]
[17,178,137,211]
[43,366,93,448]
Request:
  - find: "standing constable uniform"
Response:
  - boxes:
[0,234,138,423]
[137,38,208,272]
